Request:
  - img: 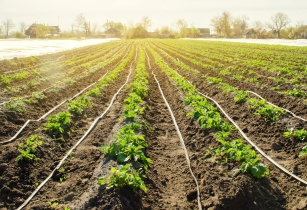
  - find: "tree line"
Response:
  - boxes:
[0,11,306,39]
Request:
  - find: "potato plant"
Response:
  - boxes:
[150,46,269,178]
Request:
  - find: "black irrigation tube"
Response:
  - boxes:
[172,69,307,186]
[145,45,202,209]
[157,44,307,123]
[16,46,138,210]
[151,69,202,210]
[0,46,131,144]
[156,46,307,186]
[246,90,307,122]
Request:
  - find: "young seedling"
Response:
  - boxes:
[16,135,43,162]
[284,128,307,141]
[44,111,71,135]
[98,164,147,193]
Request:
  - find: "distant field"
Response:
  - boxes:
[0,38,117,60]
[191,38,307,46]
[0,39,307,209]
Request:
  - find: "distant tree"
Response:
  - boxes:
[91,22,99,35]
[19,22,27,33]
[232,16,249,37]
[211,11,232,37]
[75,13,90,36]
[189,26,200,38]
[133,25,148,38]
[253,21,264,35]
[103,21,124,32]
[0,25,3,36]
[267,12,290,38]
[287,21,306,39]
[2,18,15,38]
[141,16,152,30]
[176,19,188,38]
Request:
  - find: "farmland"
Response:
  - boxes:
[0,39,307,210]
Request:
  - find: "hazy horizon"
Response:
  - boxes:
[1,0,307,31]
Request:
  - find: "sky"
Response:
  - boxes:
[1,0,307,32]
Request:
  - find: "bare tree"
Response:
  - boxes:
[19,22,27,33]
[288,21,306,39]
[2,18,15,38]
[253,21,264,34]
[268,12,290,38]
[75,13,90,36]
[176,19,188,37]
[103,21,124,32]
[211,11,232,37]
[232,16,249,37]
[141,16,152,30]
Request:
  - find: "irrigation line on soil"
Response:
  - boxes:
[3,55,65,74]
[172,68,307,186]
[0,47,131,144]
[246,90,307,122]
[0,82,96,144]
[197,91,307,185]
[0,46,125,106]
[16,47,138,210]
[152,70,202,210]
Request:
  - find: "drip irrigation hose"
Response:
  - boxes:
[16,47,138,210]
[0,46,125,106]
[3,55,65,74]
[0,82,96,145]
[176,69,307,186]
[197,91,307,185]
[158,49,307,185]
[0,47,131,144]
[246,90,307,122]
[152,70,202,210]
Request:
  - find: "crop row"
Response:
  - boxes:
[99,45,152,193]
[151,42,307,161]
[154,40,307,99]
[148,45,269,179]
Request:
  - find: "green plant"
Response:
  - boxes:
[207,76,223,84]
[284,88,307,97]
[284,128,307,141]
[86,88,101,97]
[98,164,147,192]
[101,124,152,169]
[234,91,249,103]
[215,138,269,178]
[254,104,284,122]
[219,83,238,93]
[16,135,43,161]
[44,112,71,134]
[48,201,59,208]
[60,176,66,183]
[299,145,307,158]
[246,98,266,109]
[5,100,26,112]
[0,74,11,85]
[68,95,91,115]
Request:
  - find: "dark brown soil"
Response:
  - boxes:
[0,40,306,210]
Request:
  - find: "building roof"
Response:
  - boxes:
[244,28,256,35]
[104,27,120,34]
[25,23,60,36]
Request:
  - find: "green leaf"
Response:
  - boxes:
[251,165,269,178]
